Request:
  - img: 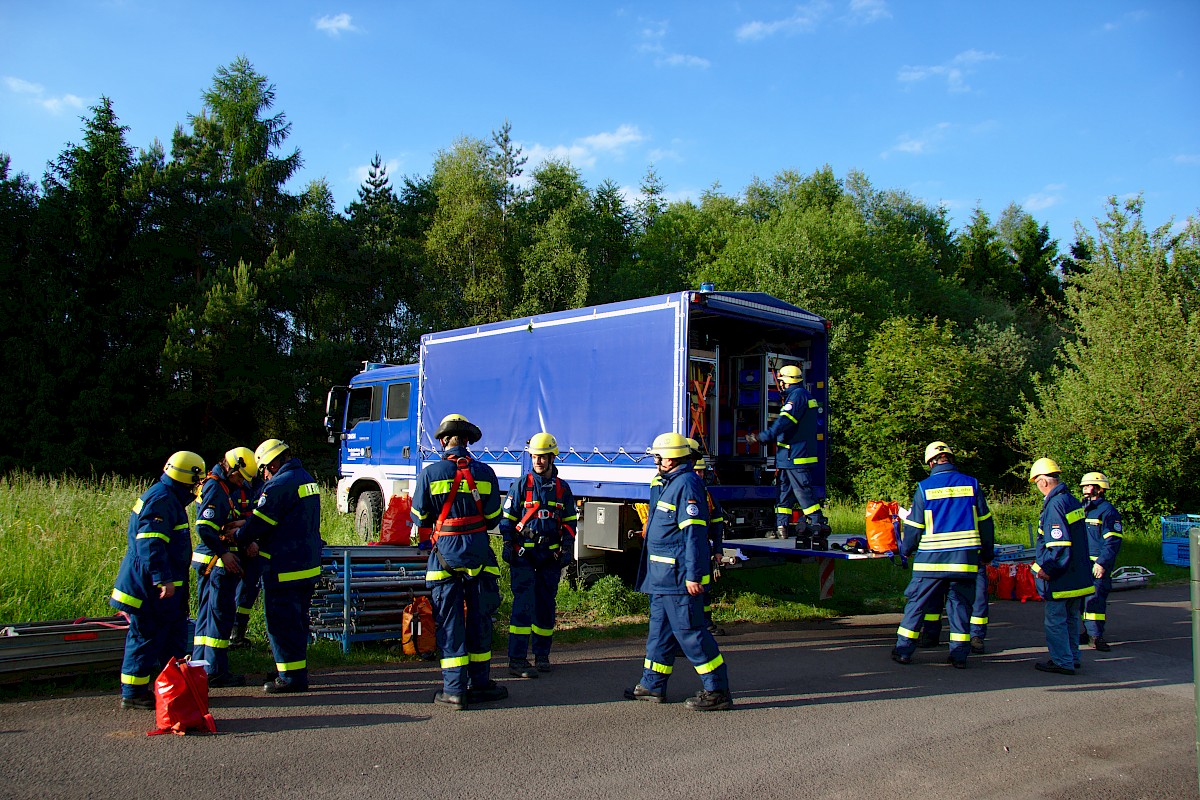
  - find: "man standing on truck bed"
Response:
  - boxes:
[500,432,578,678]
[237,439,323,694]
[412,413,506,709]
[754,364,829,548]
[625,432,732,711]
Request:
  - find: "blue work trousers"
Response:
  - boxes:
[234,554,263,621]
[192,564,238,677]
[775,469,822,529]
[432,571,500,695]
[263,580,315,689]
[508,559,561,661]
[119,591,188,699]
[1082,575,1112,638]
[920,569,990,640]
[895,576,973,662]
[1044,596,1083,670]
[640,593,728,694]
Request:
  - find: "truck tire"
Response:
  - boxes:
[354,490,384,542]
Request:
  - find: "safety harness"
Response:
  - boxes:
[513,471,567,556]
[428,456,487,576]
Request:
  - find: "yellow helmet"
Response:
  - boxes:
[650,432,692,459]
[433,413,482,444]
[1080,471,1111,490]
[255,439,289,469]
[163,451,205,486]
[778,365,803,385]
[225,446,257,481]
[527,432,559,455]
[1028,457,1062,482]
[924,441,954,464]
[694,457,708,471]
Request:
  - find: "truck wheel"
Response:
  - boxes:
[354,490,383,542]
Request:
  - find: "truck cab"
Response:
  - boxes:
[324,363,419,539]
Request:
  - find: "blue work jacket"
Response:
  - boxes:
[110,474,194,614]
[238,458,323,587]
[499,468,578,564]
[901,463,995,579]
[1084,497,1123,571]
[193,462,252,560]
[411,447,502,577]
[1033,483,1095,600]
[635,463,710,594]
[757,383,820,470]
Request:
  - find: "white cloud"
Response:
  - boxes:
[897,49,999,92]
[637,18,709,69]
[4,76,85,114]
[880,122,951,158]
[522,124,648,171]
[1173,154,1200,166]
[1024,184,1066,211]
[849,0,891,24]
[349,157,403,187]
[736,1,831,41]
[316,13,358,36]
[5,76,43,94]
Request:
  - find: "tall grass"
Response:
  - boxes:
[0,472,359,624]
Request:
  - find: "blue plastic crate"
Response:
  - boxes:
[1161,514,1200,567]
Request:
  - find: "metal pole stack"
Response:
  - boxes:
[311,545,431,654]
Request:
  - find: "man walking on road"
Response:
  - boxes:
[1029,458,1094,676]
[891,441,994,669]
[625,432,732,711]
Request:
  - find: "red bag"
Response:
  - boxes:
[864,500,899,553]
[379,494,414,545]
[147,657,216,736]
[401,596,437,659]
[1014,564,1043,603]
[985,564,1000,597]
[995,564,1017,600]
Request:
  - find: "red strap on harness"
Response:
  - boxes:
[515,472,565,533]
[431,457,486,544]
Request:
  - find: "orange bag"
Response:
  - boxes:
[147,657,216,736]
[401,595,437,659]
[378,494,414,545]
[864,500,899,553]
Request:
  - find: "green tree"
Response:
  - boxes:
[839,317,1009,499]
[1018,196,1200,517]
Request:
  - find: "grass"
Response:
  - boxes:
[0,474,1188,697]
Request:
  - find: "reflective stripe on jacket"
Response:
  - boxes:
[239,458,322,585]
[1033,483,1095,600]
[1084,497,1123,570]
[902,463,994,578]
[635,463,710,594]
[110,475,194,613]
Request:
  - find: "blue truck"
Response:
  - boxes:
[323,289,830,579]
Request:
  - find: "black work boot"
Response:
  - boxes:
[509,660,538,679]
[916,631,939,648]
[1093,637,1111,652]
[970,636,986,654]
[466,681,509,704]
[623,684,665,703]
[684,689,733,711]
[535,656,553,673]
[230,615,250,648]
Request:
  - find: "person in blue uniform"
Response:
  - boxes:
[110,451,204,709]
[624,432,732,711]
[1079,471,1123,652]
[500,432,578,678]
[689,438,726,636]
[891,441,994,668]
[753,364,829,548]
[236,439,323,693]
[190,446,257,687]
[411,414,505,709]
[230,470,266,649]
[1029,458,1095,675]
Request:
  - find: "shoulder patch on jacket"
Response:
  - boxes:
[257,492,268,507]
[1050,525,1064,540]
[1113,521,1122,532]
[686,502,700,517]
[781,403,793,412]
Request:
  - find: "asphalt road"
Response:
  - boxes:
[1,585,1195,800]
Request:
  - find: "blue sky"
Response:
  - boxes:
[2,1,1196,247]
